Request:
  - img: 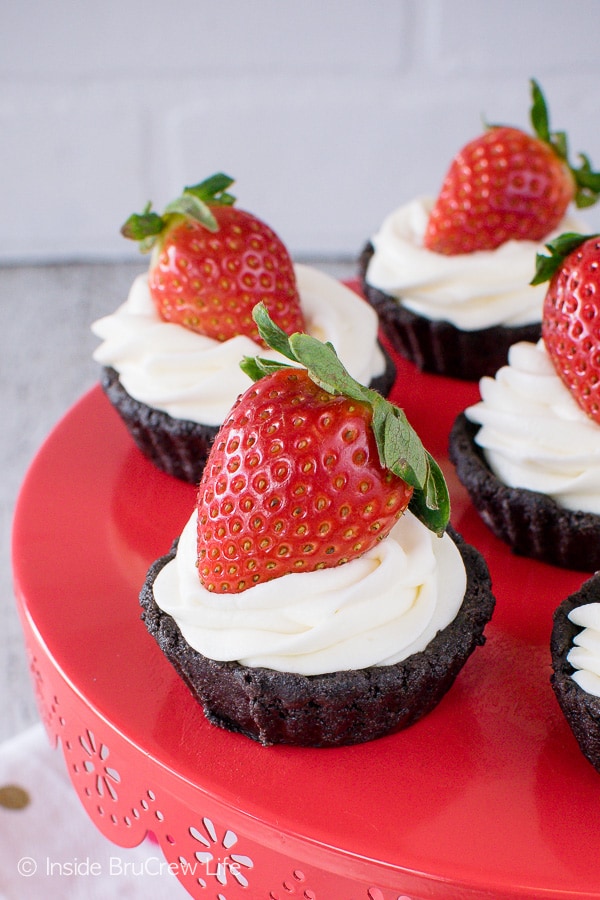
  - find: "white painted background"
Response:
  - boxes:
[4,0,600,264]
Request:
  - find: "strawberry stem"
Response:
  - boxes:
[241,303,451,536]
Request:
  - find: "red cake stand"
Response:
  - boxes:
[11,338,600,899]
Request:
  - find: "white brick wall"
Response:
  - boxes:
[3,0,600,263]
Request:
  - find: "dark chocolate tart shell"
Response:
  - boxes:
[100,366,218,484]
[551,575,600,773]
[139,526,495,747]
[358,242,541,381]
[100,349,397,485]
[448,412,600,571]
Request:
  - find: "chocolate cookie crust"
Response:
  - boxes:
[101,366,218,483]
[551,575,600,772]
[139,526,495,747]
[101,347,397,485]
[358,242,541,381]
[449,412,600,571]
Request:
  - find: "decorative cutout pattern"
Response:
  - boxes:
[22,619,425,899]
[269,866,317,898]
[367,890,415,900]
[167,817,255,895]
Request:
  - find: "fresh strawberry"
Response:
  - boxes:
[424,80,600,255]
[121,173,305,345]
[196,304,449,593]
[533,231,600,423]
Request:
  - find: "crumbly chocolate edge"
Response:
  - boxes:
[139,525,495,747]
[101,366,217,483]
[358,241,541,381]
[551,575,600,773]
[449,412,600,571]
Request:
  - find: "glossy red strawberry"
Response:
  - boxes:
[121,174,305,345]
[534,232,600,423]
[424,80,600,255]
[196,305,449,593]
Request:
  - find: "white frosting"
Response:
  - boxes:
[152,509,467,676]
[366,196,583,331]
[92,264,386,427]
[465,340,600,514]
[567,603,600,697]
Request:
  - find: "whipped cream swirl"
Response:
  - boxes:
[568,603,600,697]
[92,264,385,427]
[465,340,600,514]
[366,197,583,331]
[153,510,467,676]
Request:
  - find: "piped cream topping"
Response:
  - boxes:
[568,603,600,697]
[465,340,600,514]
[92,264,385,427]
[152,509,467,677]
[366,197,584,331]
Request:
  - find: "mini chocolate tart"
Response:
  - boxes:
[101,347,397,484]
[358,242,541,381]
[139,526,495,748]
[551,575,600,772]
[449,412,600,571]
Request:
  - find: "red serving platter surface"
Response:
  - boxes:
[11,334,600,897]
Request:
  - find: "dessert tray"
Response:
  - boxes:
[11,318,600,899]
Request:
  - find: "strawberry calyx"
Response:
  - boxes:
[480,78,600,214]
[120,173,236,253]
[240,304,450,536]
[486,80,600,212]
[488,80,600,210]
[531,231,600,285]
[527,79,600,210]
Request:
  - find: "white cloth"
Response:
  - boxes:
[0,724,189,899]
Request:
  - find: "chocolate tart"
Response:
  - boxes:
[358,242,541,381]
[100,347,397,484]
[139,526,495,748]
[551,575,600,772]
[449,412,600,571]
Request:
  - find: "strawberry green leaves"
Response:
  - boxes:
[529,78,553,146]
[120,203,164,243]
[529,78,600,210]
[241,304,450,536]
[183,173,236,208]
[531,232,600,285]
[370,396,449,536]
[120,173,236,252]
